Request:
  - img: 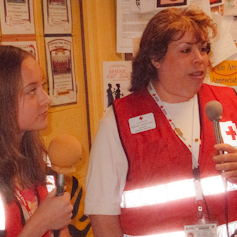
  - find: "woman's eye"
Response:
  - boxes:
[28,88,37,95]
[181,48,191,53]
[201,46,208,52]
[200,42,210,53]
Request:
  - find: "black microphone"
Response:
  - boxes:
[205,100,223,155]
[55,173,65,197]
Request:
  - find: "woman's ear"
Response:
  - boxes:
[151,58,161,69]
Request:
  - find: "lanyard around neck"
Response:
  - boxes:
[147,82,200,169]
[15,187,33,217]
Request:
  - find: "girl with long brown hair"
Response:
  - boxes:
[0,45,73,237]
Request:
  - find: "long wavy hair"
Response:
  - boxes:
[130,6,217,92]
[0,46,47,203]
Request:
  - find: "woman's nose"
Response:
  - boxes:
[193,47,206,65]
[41,89,52,106]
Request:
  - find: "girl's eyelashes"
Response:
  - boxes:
[28,87,37,95]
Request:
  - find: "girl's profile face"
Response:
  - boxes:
[18,56,51,134]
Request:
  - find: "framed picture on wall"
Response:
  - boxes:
[0,0,35,34]
[42,0,72,34]
[210,0,223,6]
[157,0,187,8]
[45,36,77,106]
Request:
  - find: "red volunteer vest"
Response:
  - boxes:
[113,84,237,236]
[4,185,51,237]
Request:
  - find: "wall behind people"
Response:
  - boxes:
[81,0,124,142]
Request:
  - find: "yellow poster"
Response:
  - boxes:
[210,60,237,87]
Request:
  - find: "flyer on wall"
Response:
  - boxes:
[103,61,132,111]
[0,0,35,35]
[43,0,72,34]
[45,37,77,106]
[116,0,156,53]
[1,40,38,61]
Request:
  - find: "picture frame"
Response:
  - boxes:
[157,0,187,8]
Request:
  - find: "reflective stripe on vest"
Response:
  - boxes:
[123,220,237,237]
[121,175,237,208]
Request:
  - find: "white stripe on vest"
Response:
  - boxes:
[121,175,237,208]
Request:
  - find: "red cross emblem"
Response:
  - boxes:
[226,126,236,140]
[139,116,143,120]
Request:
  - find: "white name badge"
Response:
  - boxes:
[184,223,218,237]
[129,113,156,134]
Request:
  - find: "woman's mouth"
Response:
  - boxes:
[189,71,205,78]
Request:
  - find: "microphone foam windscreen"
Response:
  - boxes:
[205,100,223,121]
[48,134,82,168]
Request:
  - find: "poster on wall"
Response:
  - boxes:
[0,0,35,35]
[45,37,77,106]
[209,60,237,91]
[1,40,38,61]
[103,61,132,111]
[42,0,72,34]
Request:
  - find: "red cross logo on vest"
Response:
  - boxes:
[226,126,237,140]
[220,121,237,147]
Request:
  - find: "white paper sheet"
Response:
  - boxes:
[140,0,156,13]
[117,0,157,53]
[210,14,237,67]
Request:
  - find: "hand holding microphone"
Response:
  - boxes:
[205,101,237,183]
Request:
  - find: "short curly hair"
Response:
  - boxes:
[130,6,217,92]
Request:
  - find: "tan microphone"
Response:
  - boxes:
[48,134,82,175]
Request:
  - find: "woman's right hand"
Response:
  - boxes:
[18,189,73,237]
[37,189,73,231]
